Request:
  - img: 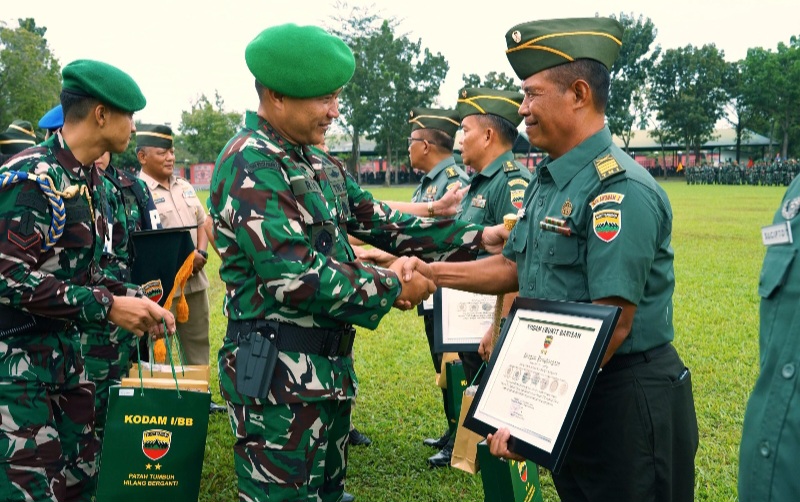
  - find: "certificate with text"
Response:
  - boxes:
[433,287,497,352]
[464,298,620,473]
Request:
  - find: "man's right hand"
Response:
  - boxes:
[389,257,436,310]
[108,296,176,338]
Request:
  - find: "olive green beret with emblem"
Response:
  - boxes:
[246,24,356,98]
[408,108,461,138]
[136,124,173,149]
[61,59,146,112]
[0,120,37,154]
[456,87,524,127]
[505,17,624,80]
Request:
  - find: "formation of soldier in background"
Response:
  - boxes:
[685,158,800,186]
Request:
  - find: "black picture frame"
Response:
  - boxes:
[463,297,620,473]
[433,287,498,352]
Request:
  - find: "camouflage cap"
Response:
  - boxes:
[0,119,37,154]
[136,124,173,149]
[408,108,461,138]
[456,87,524,127]
[61,59,146,113]
[38,104,64,130]
[246,24,355,98]
[505,17,624,80]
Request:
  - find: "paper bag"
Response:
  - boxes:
[450,386,485,474]
[477,440,543,502]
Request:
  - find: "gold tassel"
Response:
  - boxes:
[153,251,196,364]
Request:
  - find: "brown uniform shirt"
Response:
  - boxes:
[139,172,209,296]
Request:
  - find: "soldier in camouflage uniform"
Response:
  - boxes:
[0,59,175,502]
[427,87,532,468]
[81,151,161,439]
[210,24,507,502]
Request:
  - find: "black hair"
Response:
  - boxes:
[546,59,610,112]
[477,114,519,147]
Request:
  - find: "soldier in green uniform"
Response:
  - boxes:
[406,107,470,454]
[426,87,531,468]
[209,24,507,502]
[418,18,698,501]
[739,176,800,501]
[0,59,175,502]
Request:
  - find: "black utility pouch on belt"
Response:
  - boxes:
[235,326,279,399]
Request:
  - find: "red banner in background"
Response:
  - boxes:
[189,163,214,187]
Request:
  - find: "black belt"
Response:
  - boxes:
[226,319,355,358]
[602,343,672,374]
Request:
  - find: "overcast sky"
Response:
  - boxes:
[3,1,798,129]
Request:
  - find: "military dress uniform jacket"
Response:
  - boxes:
[140,171,208,296]
[502,126,675,354]
[411,157,469,203]
[0,133,139,381]
[459,150,531,256]
[210,111,485,404]
[739,175,800,502]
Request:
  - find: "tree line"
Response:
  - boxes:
[2,9,799,180]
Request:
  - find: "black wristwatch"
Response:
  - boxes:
[196,249,208,259]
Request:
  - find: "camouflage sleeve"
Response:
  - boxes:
[99,177,140,295]
[0,179,114,321]
[213,154,401,329]
[345,172,483,261]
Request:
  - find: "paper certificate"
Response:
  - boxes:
[464,298,619,472]
[433,287,497,352]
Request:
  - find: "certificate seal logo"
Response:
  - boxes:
[541,334,553,354]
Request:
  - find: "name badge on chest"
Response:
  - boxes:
[762,221,793,246]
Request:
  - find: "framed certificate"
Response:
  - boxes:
[463,297,620,473]
[433,287,498,352]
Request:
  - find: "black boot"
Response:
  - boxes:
[423,429,451,449]
[348,427,372,446]
[427,440,453,468]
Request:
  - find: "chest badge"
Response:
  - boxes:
[471,195,486,209]
[561,199,573,217]
[781,196,800,220]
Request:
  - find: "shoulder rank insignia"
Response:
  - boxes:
[446,167,458,178]
[503,161,520,173]
[594,154,625,181]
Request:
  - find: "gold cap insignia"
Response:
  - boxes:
[461,89,468,98]
[512,30,522,44]
[561,199,573,217]
[409,110,415,118]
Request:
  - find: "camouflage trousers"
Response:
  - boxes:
[82,328,136,440]
[219,351,352,502]
[0,333,99,502]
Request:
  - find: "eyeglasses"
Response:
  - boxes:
[407,137,438,148]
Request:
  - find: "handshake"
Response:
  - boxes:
[356,222,511,310]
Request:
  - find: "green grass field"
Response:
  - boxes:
[195,181,785,501]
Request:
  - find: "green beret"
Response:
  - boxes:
[0,120,37,154]
[456,87,524,127]
[136,124,173,149]
[505,17,624,80]
[61,59,146,113]
[408,108,461,138]
[246,24,355,98]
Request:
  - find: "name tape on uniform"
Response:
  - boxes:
[762,221,793,246]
